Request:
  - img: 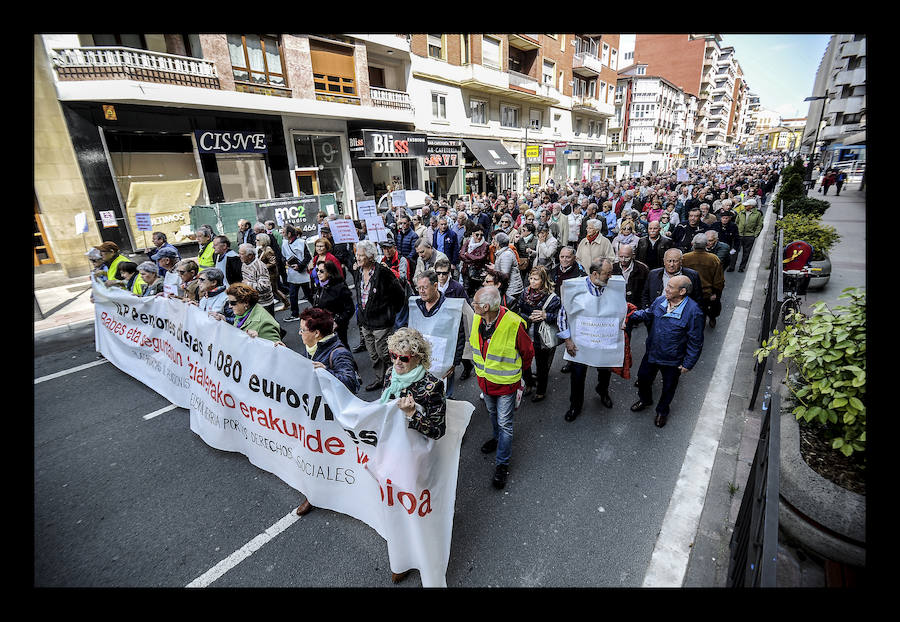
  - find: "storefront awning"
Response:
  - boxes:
[463,139,520,172]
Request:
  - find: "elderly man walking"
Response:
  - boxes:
[575,218,615,272]
[735,198,764,272]
[682,233,726,328]
[470,286,534,490]
[627,275,704,428]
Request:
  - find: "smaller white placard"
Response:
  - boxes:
[574,317,620,350]
[330,219,360,244]
[428,336,448,375]
[100,210,117,228]
[358,200,377,220]
[364,216,388,243]
[391,190,407,207]
[676,169,689,182]
[75,212,89,234]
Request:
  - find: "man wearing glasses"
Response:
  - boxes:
[469,286,533,490]
[434,257,475,382]
[410,270,466,398]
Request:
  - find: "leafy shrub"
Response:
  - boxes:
[775,213,841,261]
[776,172,807,207]
[756,288,866,458]
[784,197,831,218]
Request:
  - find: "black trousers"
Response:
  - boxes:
[700,295,722,320]
[738,235,756,270]
[568,362,612,413]
[636,354,682,417]
[523,347,555,396]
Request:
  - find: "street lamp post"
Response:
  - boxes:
[804,95,828,190]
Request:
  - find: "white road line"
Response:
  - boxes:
[34,359,109,384]
[186,509,301,588]
[143,405,179,420]
[642,206,774,587]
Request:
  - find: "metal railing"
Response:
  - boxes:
[369,86,414,112]
[727,364,781,587]
[750,198,784,411]
[51,46,220,89]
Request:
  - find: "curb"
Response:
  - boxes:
[34,319,94,340]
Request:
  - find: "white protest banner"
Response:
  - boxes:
[364,216,388,243]
[407,296,463,378]
[91,282,472,587]
[75,212,89,235]
[100,210,118,228]
[561,275,627,367]
[358,200,377,221]
[676,169,689,182]
[330,219,360,244]
[391,190,407,207]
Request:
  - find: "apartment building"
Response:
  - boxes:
[802,34,866,171]
[608,63,689,177]
[409,34,617,196]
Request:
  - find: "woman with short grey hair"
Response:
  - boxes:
[137,261,164,297]
[490,231,524,308]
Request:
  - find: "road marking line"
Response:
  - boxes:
[143,405,179,420]
[186,509,301,588]
[34,359,109,384]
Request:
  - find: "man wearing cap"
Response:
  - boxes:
[379,232,413,288]
[154,247,180,294]
[94,241,129,283]
[149,232,180,277]
[735,198,764,272]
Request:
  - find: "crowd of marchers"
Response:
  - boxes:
[86,151,787,505]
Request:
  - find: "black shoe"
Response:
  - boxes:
[738,268,746,273]
[364,380,382,392]
[492,464,509,489]
[523,384,535,397]
[459,368,472,381]
[631,399,653,412]
[654,413,668,428]
[564,408,580,422]
[596,389,613,408]
[531,394,546,403]
[560,362,573,374]
[480,438,498,454]
[352,343,367,353]
[284,315,301,323]
[726,268,735,272]
[709,317,717,328]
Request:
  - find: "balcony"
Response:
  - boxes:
[370,86,414,112]
[572,96,615,117]
[508,34,541,51]
[508,69,539,93]
[51,46,219,89]
[347,34,411,55]
[833,67,866,87]
[572,52,603,77]
[840,39,865,58]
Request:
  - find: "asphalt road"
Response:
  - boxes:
[34,267,753,587]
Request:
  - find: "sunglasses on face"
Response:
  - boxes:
[436,270,449,276]
[389,352,412,363]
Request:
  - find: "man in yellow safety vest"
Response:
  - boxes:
[470,285,534,490]
[195,224,216,269]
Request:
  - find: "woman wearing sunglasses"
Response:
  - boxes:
[310,260,355,349]
[211,282,282,343]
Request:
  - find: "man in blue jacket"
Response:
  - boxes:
[395,214,420,265]
[627,274,704,428]
[433,216,460,268]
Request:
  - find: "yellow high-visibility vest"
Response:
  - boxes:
[131,273,146,296]
[198,241,215,268]
[105,254,128,281]
[469,309,525,385]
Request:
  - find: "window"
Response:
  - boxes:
[461,35,470,64]
[574,118,582,136]
[573,78,585,98]
[608,84,616,104]
[228,34,286,86]
[482,36,501,69]
[558,71,564,92]
[501,104,519,128]
[428,34,444,59]
[610,48,618,71]
[596,80,603,101]
[92,34,147,49]
[624,51,633,61]
[636,66,646,75]
[308,38,355,95]
[543,59,555,85]
[470,98,487,124]
[590,80,597,99]
[432,92,447,120]
[588,120,595,136]
[602,42,610,66]
[530,109,541,130]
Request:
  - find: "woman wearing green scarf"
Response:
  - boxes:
[214,283,281,343]
[379,327,447,584]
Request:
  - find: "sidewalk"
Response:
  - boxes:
[33,269,98,338]
[682,181,866,587]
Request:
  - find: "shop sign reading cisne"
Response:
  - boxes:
[194,130,268,154]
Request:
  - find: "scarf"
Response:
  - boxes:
[467,237,486,252]
[379,364,427,404]
[587,231,599,243]
[522,286,545,309]
[235,307,252,329]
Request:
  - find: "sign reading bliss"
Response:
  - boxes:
[92,283,472,587]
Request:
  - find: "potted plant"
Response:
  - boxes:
[755,288,866,565]
[775,213,841,290]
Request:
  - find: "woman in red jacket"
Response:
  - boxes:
[311,237,343,287]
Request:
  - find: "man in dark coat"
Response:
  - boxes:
[612,244,649,308]
[642,248,703,309]
[671,208,710,253]
[635,220,673,271]
[395,214,420,265]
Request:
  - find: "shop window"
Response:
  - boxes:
[470,99,487,125]
[217,154,271,202]
[293,134,346,210]
[228,34,286,86]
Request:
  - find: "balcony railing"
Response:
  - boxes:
[370,86,414,112]
[51,46,220,89]
[573,51,603,75]
[508,69,539,91]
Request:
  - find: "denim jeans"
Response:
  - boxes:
[483,391,517,466]
[636,355,682,417]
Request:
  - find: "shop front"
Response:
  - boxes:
[462,138,520,198]
[60,102,291,253]
[348,129,426,209]
[423,137,464,204]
